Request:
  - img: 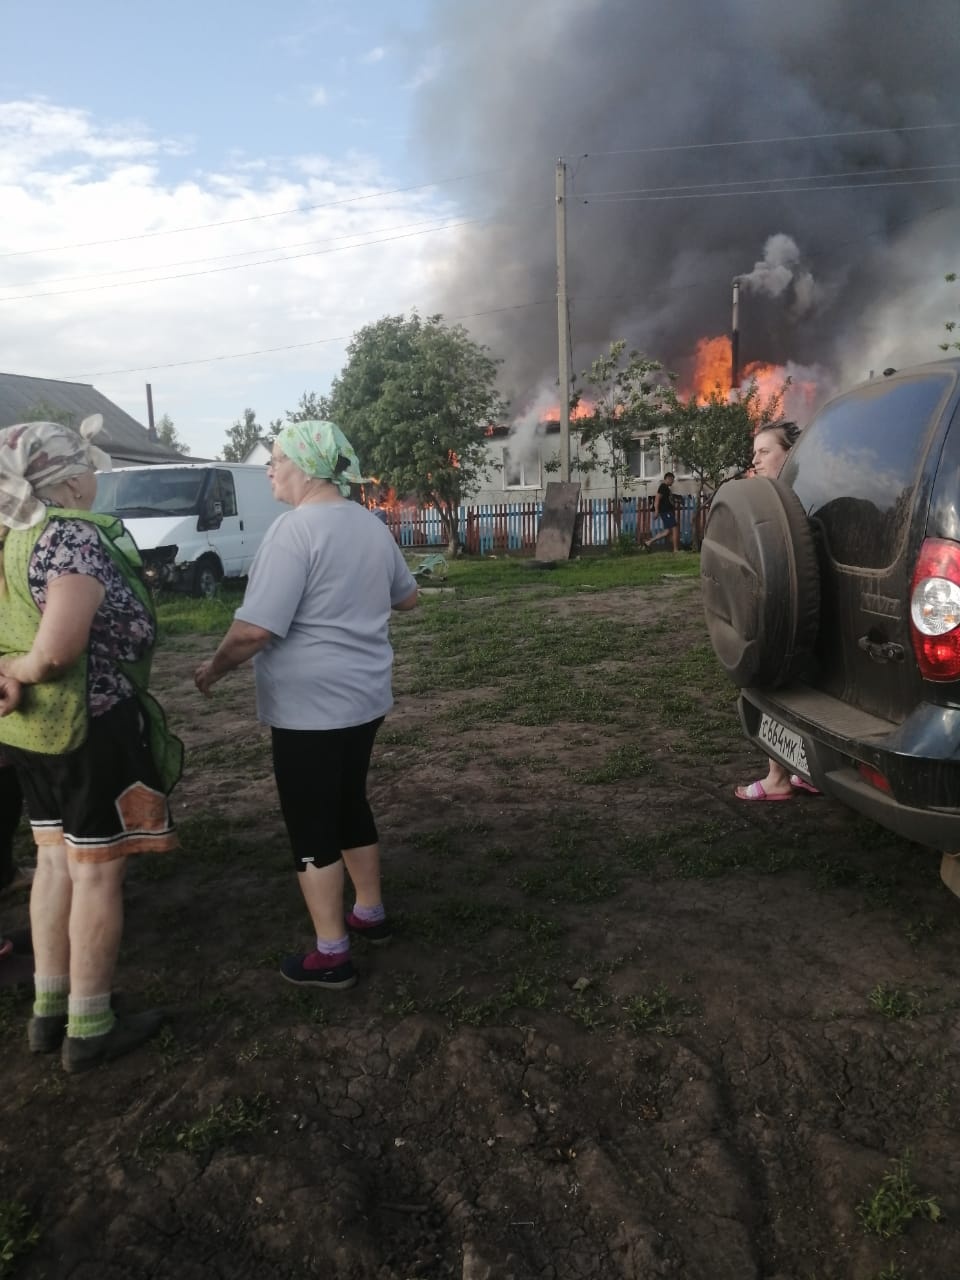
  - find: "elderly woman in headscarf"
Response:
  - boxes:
[195,421,418,989]
[0,419,181,1072]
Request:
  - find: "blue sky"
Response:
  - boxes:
[5,1,432,177]
[0,0,455,457]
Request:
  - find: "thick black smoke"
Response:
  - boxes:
[410,0,960,417]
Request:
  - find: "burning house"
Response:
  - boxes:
[412,0,959,445]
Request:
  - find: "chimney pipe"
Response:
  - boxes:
[145,383,157,440]
[731,278,741,394]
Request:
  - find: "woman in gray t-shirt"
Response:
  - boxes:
[195,421,418,990]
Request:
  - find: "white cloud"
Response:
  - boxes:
[360,46,386,64]
[308,85,329,107]
[0,99,464,458]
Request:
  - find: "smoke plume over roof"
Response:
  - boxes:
[412,0,960,417]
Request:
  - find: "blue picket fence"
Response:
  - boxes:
[377,494,703,553]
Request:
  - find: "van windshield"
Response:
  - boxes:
[93,468,207,518]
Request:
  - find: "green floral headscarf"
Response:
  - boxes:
[275,420,366,497]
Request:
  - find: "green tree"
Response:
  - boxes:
[940,272,958,353]
[328,312,506,554]
[20,399,75,427]
[221,408,266,462]
[155,413,191,455]
[286,391,333,423]
[663,377,788,546]
[575,341,675,500]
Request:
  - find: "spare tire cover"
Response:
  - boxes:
[701,476,820,689]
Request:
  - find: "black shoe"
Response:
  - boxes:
[280,953,357,989]
[61,1009,165,1074]
[345,910,392,946]
[28,1013,67,1054]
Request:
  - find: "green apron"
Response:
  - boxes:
[0,509,183,792]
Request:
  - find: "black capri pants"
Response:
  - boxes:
[271,717,384,871]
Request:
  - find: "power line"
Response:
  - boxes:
[0,168,506,261]
[5,158,954,302]
[6,160,950,295]
[6,120,955,263]
[579,161,960,199]
[579,175,960,204]
[580,121,960,158]
[0,214,506,304]
[63,298,556,380]
[0,212,499,292]
[60,193,955,380]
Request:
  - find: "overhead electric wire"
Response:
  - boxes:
[5,120,955,263]
[579,175,960,204]
[0,212,518,304]
[2,155,953,300]
[0,211,503,292]
[580,121,960,158]
[0,168,506,260]
[62,195,955,381]
[64,297,556,380]
[579,160,960,199]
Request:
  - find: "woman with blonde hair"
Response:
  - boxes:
[0,419,181,1071]
[735,420,819,801]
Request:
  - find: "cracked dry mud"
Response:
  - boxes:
[3,576,960,1279]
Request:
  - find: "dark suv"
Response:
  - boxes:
[701,359,960,890]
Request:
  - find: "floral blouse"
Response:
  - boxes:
[28,514,155,717]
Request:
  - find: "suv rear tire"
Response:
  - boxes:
[701,476,820,688]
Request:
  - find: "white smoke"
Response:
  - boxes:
[739,234,824,317]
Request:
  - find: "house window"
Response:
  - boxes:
[502,447,541,489]
[627,435,663,481]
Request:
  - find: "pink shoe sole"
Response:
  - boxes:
[735,780,794,802]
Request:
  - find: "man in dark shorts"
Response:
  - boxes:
[644,471,680,552]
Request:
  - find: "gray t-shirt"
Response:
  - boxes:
[234,501,417,730]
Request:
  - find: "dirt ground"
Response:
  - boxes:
[3,571,960,1280]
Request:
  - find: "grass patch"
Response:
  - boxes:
[0,1201,40,1279]
[622,984,693,1036]
[137,1094,271,1164]
[576,744,654,784]
[155,587,243,638]
[405,898,503,945]
[868,984,921,1021]
[856,1153,941,1239]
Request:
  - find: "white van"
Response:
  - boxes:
[93,463,287,596]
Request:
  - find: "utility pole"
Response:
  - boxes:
[145,383,157,440]
[555,157,571,482]
[730,278,741,394]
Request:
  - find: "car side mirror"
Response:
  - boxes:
[199,499,223,531]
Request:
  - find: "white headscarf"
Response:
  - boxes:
[0,416,112,530]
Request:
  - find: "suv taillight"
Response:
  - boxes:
[910,538,960,680]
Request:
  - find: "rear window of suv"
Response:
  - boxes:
[780,373,955,569]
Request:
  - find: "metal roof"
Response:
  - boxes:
[0,372,186,465]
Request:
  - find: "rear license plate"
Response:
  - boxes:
[757,713,810,776]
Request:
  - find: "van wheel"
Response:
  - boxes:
[700,476,820,689]
[191,556,222,599]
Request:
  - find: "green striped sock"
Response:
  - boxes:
[33,974,69,1018]
[67,993,116,1040]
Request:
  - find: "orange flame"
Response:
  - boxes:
[689,336,734,400]
[542,397,596,423]
[686,334,818,418]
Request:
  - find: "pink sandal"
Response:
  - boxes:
[789,774,821,795]
[734,780,794,802]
